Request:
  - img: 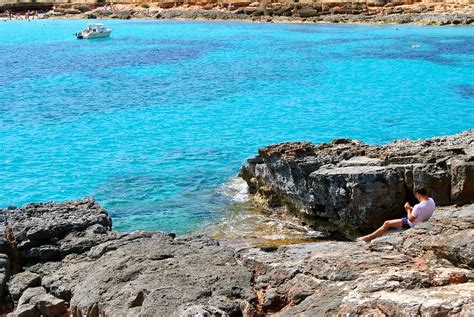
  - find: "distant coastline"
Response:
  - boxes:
[2,2,474,26]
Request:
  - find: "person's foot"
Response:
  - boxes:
[356,236,370,243]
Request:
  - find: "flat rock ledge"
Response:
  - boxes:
[0,199,473,316]
[240,130,474,236]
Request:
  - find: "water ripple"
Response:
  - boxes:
[0,20,472,234]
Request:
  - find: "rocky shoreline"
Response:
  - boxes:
[240,130,474,238]
[36,3,474,26]
[1,131,473,316]
[1,199,473,316]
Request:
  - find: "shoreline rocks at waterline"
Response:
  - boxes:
[1,199,472,316]
[35,2,474,26]
[1,198,257,316]
[0,130,473,316]
[240,130,474,237]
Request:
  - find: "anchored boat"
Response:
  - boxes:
[76,23,112,39]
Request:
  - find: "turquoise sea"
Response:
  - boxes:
[1,20,473,234]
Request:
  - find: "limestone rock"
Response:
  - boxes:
[15,287,66,317]
[0,254,10,300]
[236,204,474,315]
[298,7,318,17]
[111,11,131,19]
[36,1,474,26]
[2,131,474,316]
[1,198,473,316]
[0,197,113,263]
[8,271,41,301]
[13,303,38,317]
[41,233,255,316]
[240,130,474,233]
[174,304,229,316]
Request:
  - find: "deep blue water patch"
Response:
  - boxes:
[456,85,474,98]
[0,39,213,84]
[354,35,474,66]
[0,20,473,233]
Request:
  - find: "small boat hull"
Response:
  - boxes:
[75,24,112,39]
[82,30,111,39]
[76,31,111,39]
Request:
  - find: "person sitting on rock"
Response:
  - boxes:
[357,188,436,242]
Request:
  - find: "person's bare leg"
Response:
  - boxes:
[357,219,403,242]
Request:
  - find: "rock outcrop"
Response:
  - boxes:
[43,232,257,317]
[240,130,474,235]
[6,1,472,26]
[1,197,114,264]
[237,204,474,315]
[1,199,472,316]
[0,131,473,316]
[16,287,67,317]
[0,198,256,317]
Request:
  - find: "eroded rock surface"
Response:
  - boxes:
[1,197,115,263]
[0,199,473,316]
[237,204,474,316]
[240,130,474,234]
[38,2,474,26]
[16,287,67,317]
[44,233,256,316]
[1,131,473,316]
[1,198,256,316]
[8,271,41,301]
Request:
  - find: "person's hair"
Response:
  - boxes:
[414,187,428,196]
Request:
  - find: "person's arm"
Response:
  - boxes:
[404,202,416,222]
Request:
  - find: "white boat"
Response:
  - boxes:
[76,23,112,39]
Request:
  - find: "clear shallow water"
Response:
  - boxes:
[1,20,473,234]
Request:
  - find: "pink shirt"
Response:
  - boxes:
[408,197,436,227]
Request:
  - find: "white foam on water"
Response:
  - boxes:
[209,176,327,247]
[217,176,249,203]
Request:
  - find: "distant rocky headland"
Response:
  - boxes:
[1,130,473,316]
[1,0,473,25]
